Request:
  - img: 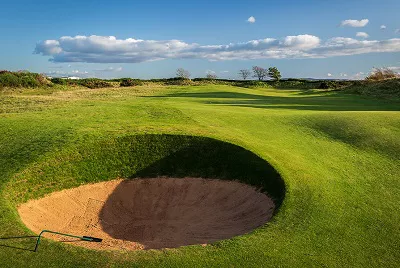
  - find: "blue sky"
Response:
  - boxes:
[1,0,399,79]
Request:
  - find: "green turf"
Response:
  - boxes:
[0,85,399,267]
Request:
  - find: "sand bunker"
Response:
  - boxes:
[18,178,275,250]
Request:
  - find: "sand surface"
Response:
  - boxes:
[18,178,275,250]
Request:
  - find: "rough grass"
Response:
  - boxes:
[342,78,400,99]
[0,84,399,267]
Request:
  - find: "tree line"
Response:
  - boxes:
[176,66,281,81]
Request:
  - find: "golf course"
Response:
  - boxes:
[0,83,399,267]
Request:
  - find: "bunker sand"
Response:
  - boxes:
[18,178,274,250]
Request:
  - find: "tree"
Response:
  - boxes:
[176,68,191,79]
[206,73,218,79]
[267,67,281,81]
[252,66,268,81]
[239,69,251,80]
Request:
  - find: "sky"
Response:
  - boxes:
[1,0,399,79]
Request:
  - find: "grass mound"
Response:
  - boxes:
[0,71,50,89]
[7,134,285,208]
[342,78,400,99]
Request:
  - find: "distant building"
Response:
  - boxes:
[60,76,81,80]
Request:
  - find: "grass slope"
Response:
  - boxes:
[0,85,399,267]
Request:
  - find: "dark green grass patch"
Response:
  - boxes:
[6,134,285,208]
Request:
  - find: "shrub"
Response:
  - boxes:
[0,72,21,87]
[0,71,50,88]
[120,78,143,87]
[343,79,400,99]
[51,78,67,85]
[236,81,272,88]
[79,78,112,89]
[318,82,330,89]
[20,75,40,88]
[366,68,399,81]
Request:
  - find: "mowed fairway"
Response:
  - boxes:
[0,85,399,267]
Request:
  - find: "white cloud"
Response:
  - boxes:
[340,73,348,77]
[356,32,369,38]
[247,16,256,23]
[283,35,321,49]
[396,29,400,34]
[95,67,123,72]
[72,70,89,74]
[34,35,400,63]
[327,73,333,77]
[35,40,62,55]
[350,72,367,80]
[387,66,400,72]
[221,70,229,73]
[340,19,369,27]
[45,69,90,78]
[380,25,387,30]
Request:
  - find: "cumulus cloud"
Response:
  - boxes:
[283,35,320,49]
[380,25,387,30]
[34,34,400,63]
[247,16,256,23]
[327,73,333,77]
[340,19,369,27]
[356,32,369,38]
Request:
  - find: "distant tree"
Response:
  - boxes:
[366,67,399,81]
[239,69,251,80]
[176,68,191,79]
[268,67,282,81]
[252,66,268,81]
[206,73,218,79]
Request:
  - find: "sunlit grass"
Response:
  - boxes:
[0,85,399,267]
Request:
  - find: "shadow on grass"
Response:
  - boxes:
[115,134,286,208]
[0,235,38,252]
[98,135,285,249]
[151,91,400,112]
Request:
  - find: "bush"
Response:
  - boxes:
[0,72,21,87]
[51,78,67,85]
[78,78,112,89]
[366,68,399,81]
[343,79,400,99]
[239,81,272,88]
[0,71,49,88]
[20,75,40,88]
[318,82,330,89]
[120,78,143,87]
[147,77,193,86]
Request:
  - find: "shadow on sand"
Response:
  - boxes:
[99,135,285,249]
